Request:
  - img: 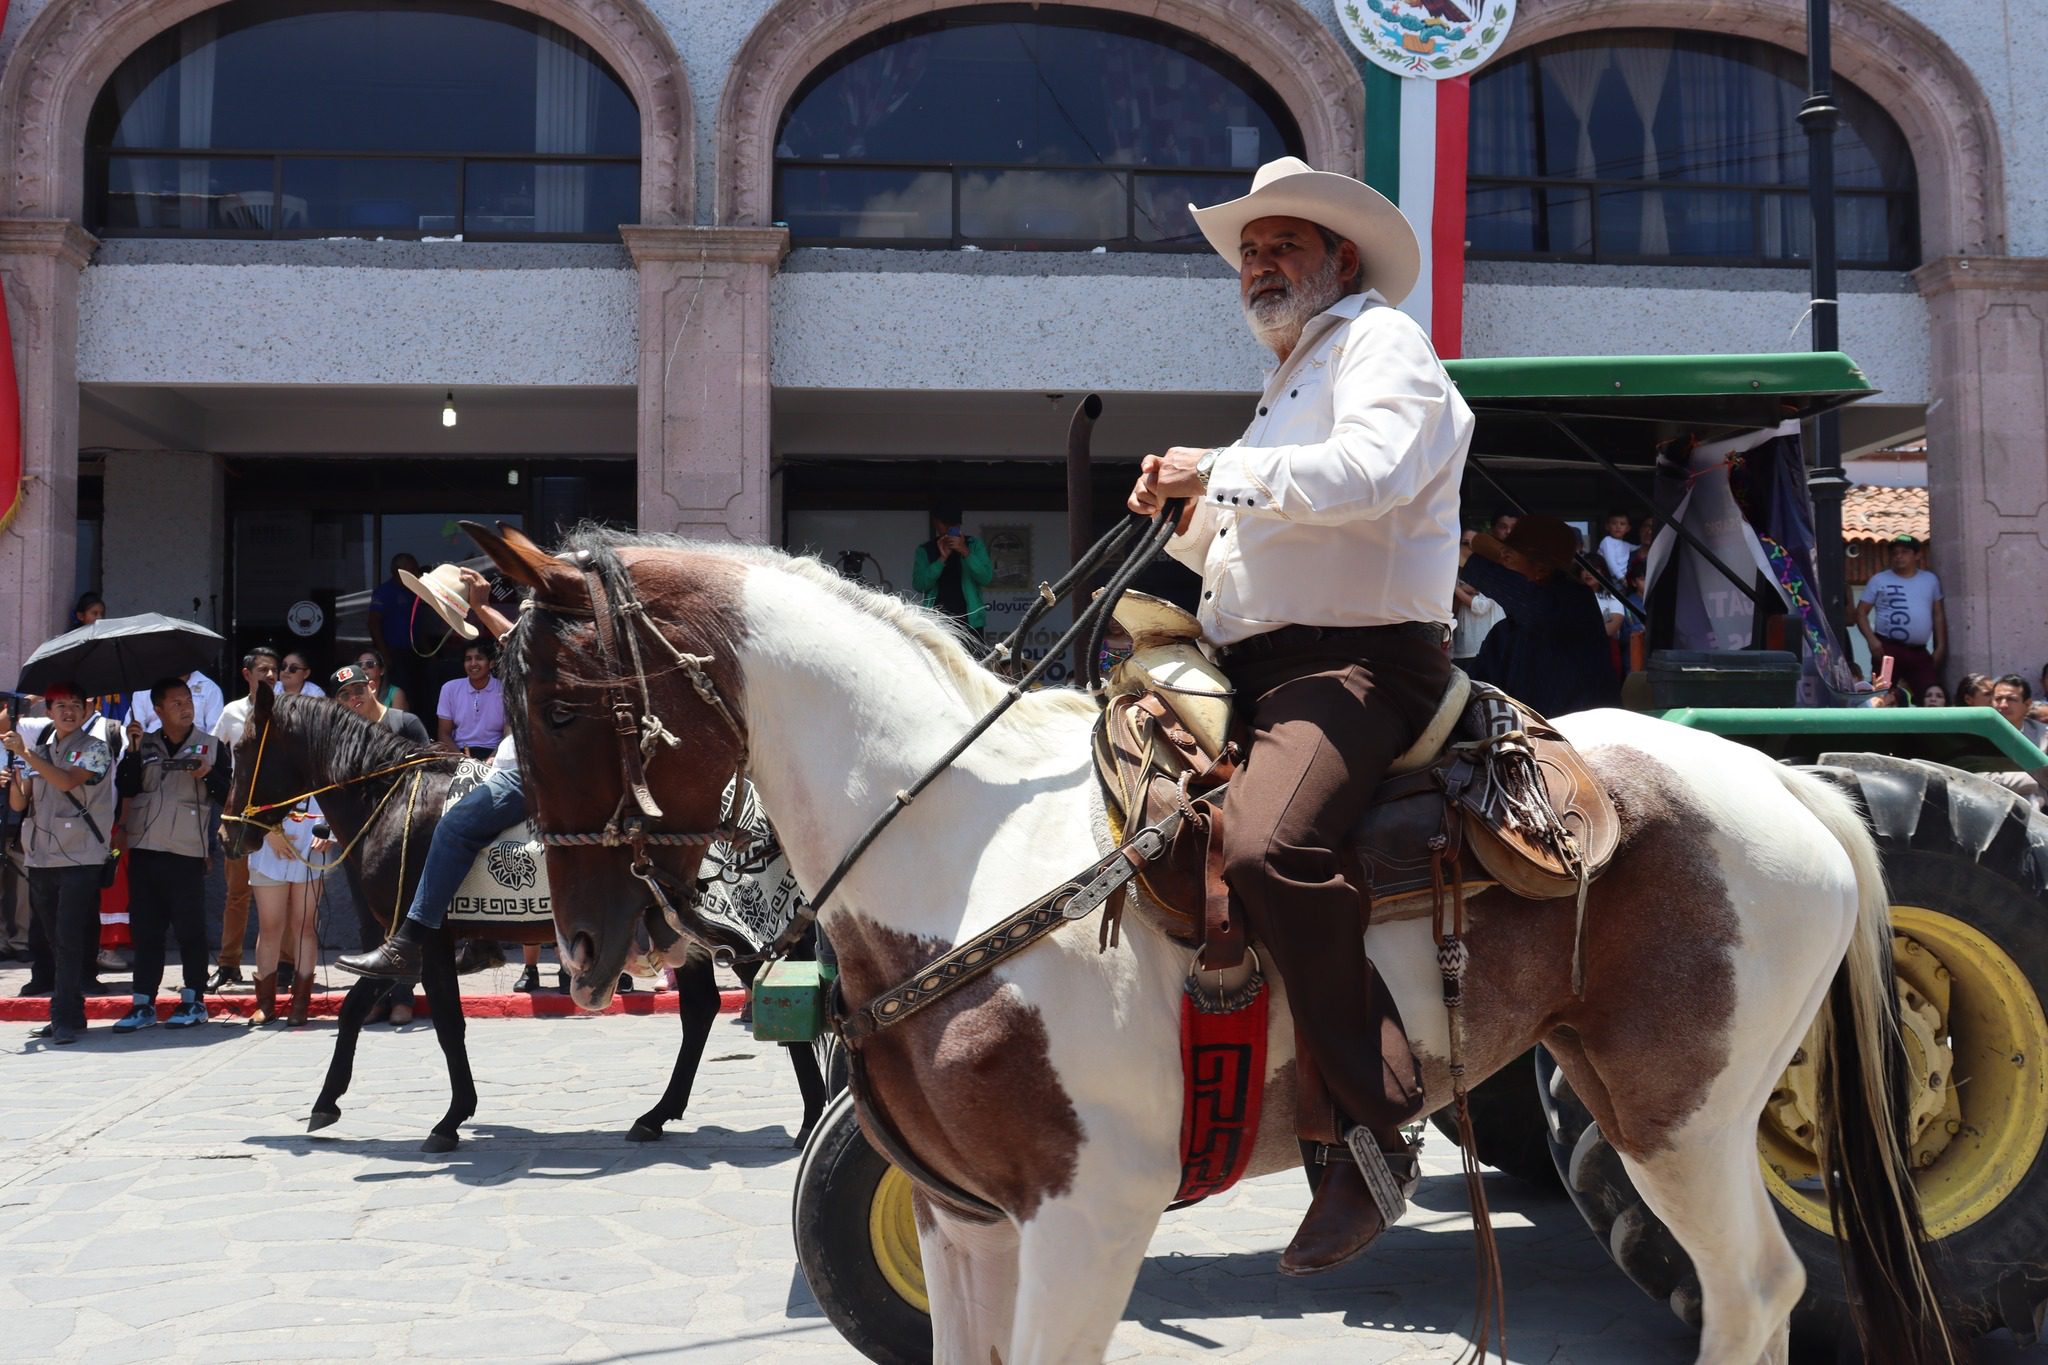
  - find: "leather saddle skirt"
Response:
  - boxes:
[1091,597,1621,938]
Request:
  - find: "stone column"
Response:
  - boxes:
[622,226,789,544]
[103,450,226,628]
[0,219,94,675]
[1913,255,2048,681]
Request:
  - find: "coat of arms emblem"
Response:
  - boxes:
[1337,0,1516,79]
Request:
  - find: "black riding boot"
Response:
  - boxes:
[336,919,428,979]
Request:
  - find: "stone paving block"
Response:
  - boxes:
[11,1306,78,1353]
[67,1229,231,1271]
[94,1276,260,1329]
[409,1311,598,1357]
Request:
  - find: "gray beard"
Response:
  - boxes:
[1242,254,1348,356]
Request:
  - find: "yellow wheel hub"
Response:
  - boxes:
[1760,907,2048,1238]
[869,1164,930,1313]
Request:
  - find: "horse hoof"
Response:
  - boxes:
[307,1109,341,1132]
[626,1122,663,1143]
[420,1132,460,1154]
[793,1123,817,1149]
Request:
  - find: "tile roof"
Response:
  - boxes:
[1842,483,1928,544]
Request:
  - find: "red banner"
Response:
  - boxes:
[1174,980,1269,1203]
[0,0,17,535]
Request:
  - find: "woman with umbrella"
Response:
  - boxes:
[3,686,118,1044]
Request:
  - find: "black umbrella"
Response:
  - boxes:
[15,614,224,698]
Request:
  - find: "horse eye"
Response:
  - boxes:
[545,701,578,730]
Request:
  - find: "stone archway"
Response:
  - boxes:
[714,0,1369,226]
[0,0,696,224]
[1501,0,2005,260]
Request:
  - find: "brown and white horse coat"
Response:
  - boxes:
[484,528,1948,1365]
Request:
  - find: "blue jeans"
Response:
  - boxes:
[405,769,525,931]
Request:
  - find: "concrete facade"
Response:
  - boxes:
[0,0,2039,679]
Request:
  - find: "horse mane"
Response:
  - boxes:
[520,524,1097,723]
[272,692,443,780]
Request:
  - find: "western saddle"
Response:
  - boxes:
[1092,593,1620,980]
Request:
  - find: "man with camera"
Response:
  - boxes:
[4,685,119,1044]
[912,505,994,644]
[112,678,228,1032]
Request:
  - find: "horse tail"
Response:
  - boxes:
[1774,764,1961,1365]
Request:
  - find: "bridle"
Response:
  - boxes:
[529,562,761,959]
[219,704,441,865]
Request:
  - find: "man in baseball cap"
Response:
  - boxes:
[1127,157,1473,1272]
[1855,531,1945,704]
[330,665,430,745]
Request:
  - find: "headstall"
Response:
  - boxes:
[528,561,763,960]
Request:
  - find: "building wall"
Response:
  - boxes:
[772,250,1261,392]
[1464,264,1930,402]
[100,449,223,628]
[78,243,637,387]
[1890,0,2047,255]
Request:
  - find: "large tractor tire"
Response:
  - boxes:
[1538,755,2048,1349]
[1427,1047,1561,1188]
[792,1090,933,1365]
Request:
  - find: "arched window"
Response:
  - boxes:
[88,0,640,240]
[774,6,1302,250]
[1468,31,1918,268]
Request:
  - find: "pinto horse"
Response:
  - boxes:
[218,683,827,1152]
[479,522,1954,1365]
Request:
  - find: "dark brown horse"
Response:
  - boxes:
[219,683,825,1152]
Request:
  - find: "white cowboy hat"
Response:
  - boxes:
[1191,156,1422,306]
[396,564,479,640]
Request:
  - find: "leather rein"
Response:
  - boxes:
[528,508,1181,990]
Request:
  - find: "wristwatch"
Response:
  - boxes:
[1194,447,1222,490]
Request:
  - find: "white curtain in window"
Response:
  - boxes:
[107,16,216,229]
[175,15,217,231]
[1543,43,1610,179]
[534,25,598,234]
[1611,35,1672,254]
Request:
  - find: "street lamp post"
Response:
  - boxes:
[1800,0,1849,634]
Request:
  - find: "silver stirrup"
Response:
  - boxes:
[1345,1127,1411,1227]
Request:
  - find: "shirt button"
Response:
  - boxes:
[1218,526,1229,537]
[1258,406,1268,416]
[1204,591,1214,600]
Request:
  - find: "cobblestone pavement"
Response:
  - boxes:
[0,1013,2025,1363]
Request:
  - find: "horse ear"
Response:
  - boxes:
[462,519,580,599]
[252,676,274,720]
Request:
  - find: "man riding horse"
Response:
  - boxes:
[1128,156,1472,1274]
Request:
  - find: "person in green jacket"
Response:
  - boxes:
[912,505,994,642]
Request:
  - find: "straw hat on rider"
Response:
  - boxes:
[397,564,479,640]
[1190,156,1422,306]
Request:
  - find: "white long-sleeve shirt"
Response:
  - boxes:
[1168,291,1473,646]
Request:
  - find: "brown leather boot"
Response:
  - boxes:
[248,973,278,1027]
[287,963,315,1027]
[1279,1157,1390,1276]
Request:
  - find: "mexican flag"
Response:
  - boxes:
[1339,0,1518,361]
[1364,66,1470,358]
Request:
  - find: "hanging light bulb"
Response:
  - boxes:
[441,392,458,428]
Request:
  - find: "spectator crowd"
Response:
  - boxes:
[0,562,574,1045]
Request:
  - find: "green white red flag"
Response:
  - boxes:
[1337,0,1518,360]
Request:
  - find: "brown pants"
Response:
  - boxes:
[1221,623,1451,1139]
[219,856,252,971]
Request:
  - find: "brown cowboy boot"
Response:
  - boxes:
[286,963,315,1027]
[1279,1134,1419,1276]
[247,973,278,1027]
